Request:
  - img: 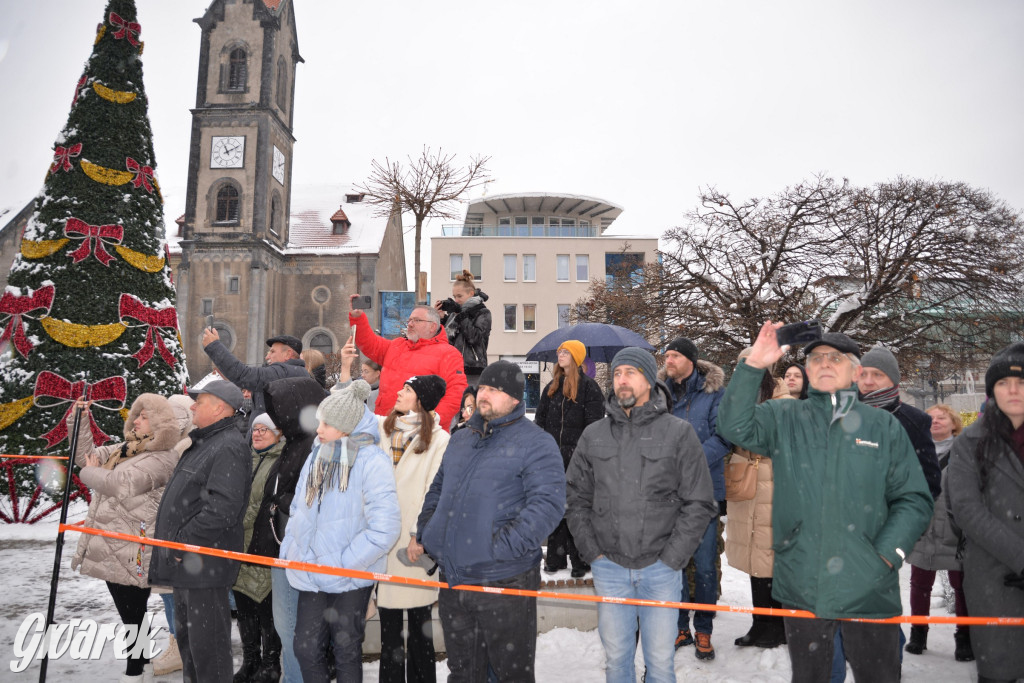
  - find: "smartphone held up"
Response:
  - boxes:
[775,319,822,348]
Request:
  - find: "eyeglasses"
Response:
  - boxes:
[806,351,849,366]
[406,318,429,326]
[252,427,275,436]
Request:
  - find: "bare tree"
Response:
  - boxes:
[573,176,1024,371]
[357,146,491,301]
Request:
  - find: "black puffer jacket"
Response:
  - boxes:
[441,291,492,374]
[534,367,605,468]
[248,376,327,557]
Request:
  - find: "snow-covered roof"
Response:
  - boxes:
[465,192,624,223]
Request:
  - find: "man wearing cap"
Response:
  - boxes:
[417,360,565,682]
[349,294,467,432]
[202,327,311,426]
[567,347,717,683]
[660,336,730,658]
[717,323,933,683]
[150,380,252,682]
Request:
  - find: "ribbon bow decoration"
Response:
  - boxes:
[108,12,141,47]
[63,217,124,266]
[126,157,155,194]
[119,294,179,368]
[51,143,83,174]
[0,285,55,357]
[33,371,127,448]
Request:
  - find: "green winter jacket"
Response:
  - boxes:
[233,440,284,602]
[718,362,933,619]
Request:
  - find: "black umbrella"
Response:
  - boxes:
[525,322,656,363]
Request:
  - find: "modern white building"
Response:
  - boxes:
[430,192,659,408]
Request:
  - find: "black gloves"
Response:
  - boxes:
[1003,572,1024,590]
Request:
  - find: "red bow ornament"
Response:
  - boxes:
[64,217,124,266]
[126,157,155,194]
[33,371,127,448]
[0,285,55,357]
[118,294,179,368]
[51,143,83,174]
[108,12,141,46]
[72,75,87,107]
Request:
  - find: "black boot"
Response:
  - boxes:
[253,598,282,683]
[233,608,262,682]
[734,619,765,647]
[905,625,928,655]
[954,628,974,662]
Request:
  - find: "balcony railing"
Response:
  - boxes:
[441,224,600,238]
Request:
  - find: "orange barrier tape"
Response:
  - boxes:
[58,523,1024,626]
[1,454,70,460]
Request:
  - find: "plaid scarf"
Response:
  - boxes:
[103,428,153,470]
[304,432,375,508]
[388,413,422,465]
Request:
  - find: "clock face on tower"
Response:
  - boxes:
[210,136,245,168]
[272,146,286,185]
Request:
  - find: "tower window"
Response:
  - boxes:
[309,333,333,354]
[276,57,289,111]
[228,48,247,91]
[227,276,240,294]
[270,194,281,236]
[215,185,240,224]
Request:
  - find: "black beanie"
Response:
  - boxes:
[478,360,525,400]
[405,375,447,412]
[985,342,1024,398]
[666,337,699,365]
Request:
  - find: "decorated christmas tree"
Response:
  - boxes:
[0,0,188,521]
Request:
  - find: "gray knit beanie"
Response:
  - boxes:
[316,379,371,434]
[861,346,901,385]
[610,347,658,387]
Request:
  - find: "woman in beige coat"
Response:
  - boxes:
[70,393,183,682]
[724,349,792,649]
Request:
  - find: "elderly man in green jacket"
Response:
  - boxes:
[717,323,932,683]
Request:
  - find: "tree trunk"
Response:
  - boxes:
[414,215,425,303]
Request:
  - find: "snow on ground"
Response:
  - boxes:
[0,505,977,681]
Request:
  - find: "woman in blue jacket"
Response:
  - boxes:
[280,380,401,683]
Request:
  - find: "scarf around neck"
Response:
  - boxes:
[305,432,376,508]
[388,413,423,465]
[103,428,153,470]
[859,385,900,410]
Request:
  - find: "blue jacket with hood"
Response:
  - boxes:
[417,400,565,586]
[280,405,401,593]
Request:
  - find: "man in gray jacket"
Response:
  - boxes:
[567,348,717,683]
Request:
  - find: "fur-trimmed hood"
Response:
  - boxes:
[658,359,725,393]
[124,394,180,452]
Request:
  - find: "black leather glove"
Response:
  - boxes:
[1003,572,1024,590]
[439,298,460,314]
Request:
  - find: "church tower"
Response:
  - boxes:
[178,0,302,365]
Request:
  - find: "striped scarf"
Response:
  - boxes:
[304,432,375,508]
[859,385,900,410]
[388,413,422,465]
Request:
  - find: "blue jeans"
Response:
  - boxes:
[677,516,718,635]
[160,593,175,636]
[272,567,302,683]
[591,556,682,683]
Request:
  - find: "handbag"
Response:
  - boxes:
[724,454,761,502]
[268,476,292,544]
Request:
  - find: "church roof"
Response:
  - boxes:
[278,184,393,255]
[261,0,283,9]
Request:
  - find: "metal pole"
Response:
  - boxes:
[39,401,85,682]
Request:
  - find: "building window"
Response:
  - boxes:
[228,48,247,91]
[556,254,570,281]
[504,304,516,332]
[557,304,571,329]
[576,254,590,281]
[270,194,281,236]
[523,254,536,282]
[523,305,536,332]
[469,254,482,281]
[201,298,214,316]
[210,323,234,351]
[309,332,333,354]
[514,216,529,236]
[560,218,575,237]
[449,254,463,280]
[311,286,331,305]
[605,252,645,286]
[498,217,512,236]
[531,216,545,236]
[215,185,240,224]
[580,219,591,236]
[504,255,516,282]
[227,276,240,294]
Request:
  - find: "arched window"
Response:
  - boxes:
[309,333,333,355]
[270,194,281,235]
[228,48,247,91]
[276,57,289,111]
[216,185,240,224]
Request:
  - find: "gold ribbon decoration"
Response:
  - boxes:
[40,317,126,348]
[0,396,34,431]
[80,160,133,186]
[113,246,165,273]
[92,82,137,104]
[21,238,70,259]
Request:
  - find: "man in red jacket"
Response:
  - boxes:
[348,294,467,431]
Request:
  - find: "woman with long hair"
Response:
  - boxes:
[724,348,791,649]
[535,340,604,577]
[948,342,1024,682]
[435,270,491,385]
[339,338,449,682]
[905,404,972,661]
[70,393,185,682]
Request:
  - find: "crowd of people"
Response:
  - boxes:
[64,276,1024,683]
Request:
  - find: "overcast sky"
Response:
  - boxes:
[1,0,1022,257]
